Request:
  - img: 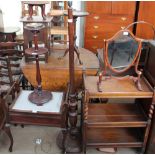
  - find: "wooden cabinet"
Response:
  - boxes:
[84,1,136,53]
[136,2,155,39]
[82,75,154,153]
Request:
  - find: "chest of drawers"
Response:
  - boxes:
[84,1,136,53]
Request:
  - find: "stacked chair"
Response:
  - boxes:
[0,42,23,98]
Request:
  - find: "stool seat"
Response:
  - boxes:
[12,90,63,113]
[8,89,67,127]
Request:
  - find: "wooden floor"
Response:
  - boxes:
[21,47,99,91]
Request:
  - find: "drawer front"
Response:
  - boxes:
[85,14,134,25]
[85,31,115,41]
[84,14,135,53]
[9,112,62,127]
[84,40,104,53]
[84,23,134,42]
[85,22,133,34]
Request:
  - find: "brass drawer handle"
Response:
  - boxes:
[93,25,99,29]
[92,46,97,49]
[92,35,98,39]
[121,17,127,21]
[121,26,125,30]
[93,16,100,20]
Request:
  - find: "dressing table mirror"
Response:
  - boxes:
[98,29,143,92]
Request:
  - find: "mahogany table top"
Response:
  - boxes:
[21,48,99,91]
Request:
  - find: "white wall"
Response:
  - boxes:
[0,0,82,46]
[72,1,82,46]
[0,0,51,35]
[0,0,22,34]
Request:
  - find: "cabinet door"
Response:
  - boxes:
[85,1,112,14]
[136,2,155,39]
[111,2,136,15]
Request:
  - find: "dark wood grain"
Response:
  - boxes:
[24,24,52,106]
[83,67,154,153]
[20,16,52,62]
[84,1,136,53]
[87,103,147,127]
[21,48,99,91]
[0,98,13,152]
[7,83,67,127]
[86,128,143,147]
[0,42,23,98]
[84,76,153,98]
[136,2,155,39]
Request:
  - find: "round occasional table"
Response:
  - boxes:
[0,27,20,42]
[24,23,52,106]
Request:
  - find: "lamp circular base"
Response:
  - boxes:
[56,129,81,153]
[28,90,52,106]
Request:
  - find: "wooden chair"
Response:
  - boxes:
[0,42,23,98]
[48,1,68,51]
[0,98,13,152]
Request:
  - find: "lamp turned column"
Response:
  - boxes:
[56,2,81,153]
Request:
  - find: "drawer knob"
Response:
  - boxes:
[93,25,99,29]
[92,46,97,49]
[93,16,100,20]
[121,26,125,30]
[121,17,127,21]
[92,35,98,39]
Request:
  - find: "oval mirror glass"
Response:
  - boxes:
[106,30,139,72]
